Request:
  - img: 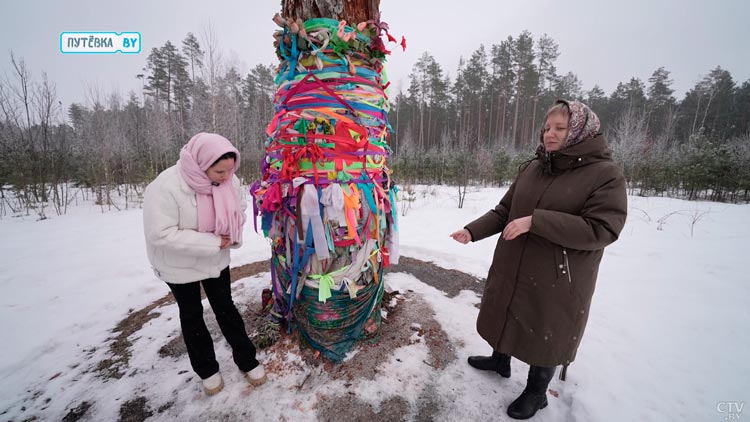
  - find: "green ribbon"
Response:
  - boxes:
[311,273,334,303]
[309,265,350,303]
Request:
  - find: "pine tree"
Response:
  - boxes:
[585,85,608,128]
[246,64,276,128]
[599,78,645,135]
[536,34,559,94]
[553,72,583,101]
[452,57,468,143]
[732,79,750,136]
[181,32,203,82]
[407,52,448,150]
[458,45,488,146]
[646,67,676,138]
[490,37,515,143]
[511,30,538,148]
[534,33,560,125]
[678,67,736,140]
[144,47,168,109]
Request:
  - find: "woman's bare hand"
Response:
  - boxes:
[219,235,232,249]
[502,216,532,240]
[450,229,472,244]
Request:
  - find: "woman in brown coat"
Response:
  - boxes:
[451,100,627,419]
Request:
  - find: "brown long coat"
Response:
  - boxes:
[465,135,627,368]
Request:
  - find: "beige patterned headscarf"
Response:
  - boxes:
[559,99,601,148]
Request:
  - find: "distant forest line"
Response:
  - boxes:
[1,30,749,217]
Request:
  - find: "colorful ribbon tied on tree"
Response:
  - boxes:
[250,15,405,361]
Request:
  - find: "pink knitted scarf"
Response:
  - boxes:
[178,133,245,244]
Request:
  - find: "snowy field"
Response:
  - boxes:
[0,185,748,421]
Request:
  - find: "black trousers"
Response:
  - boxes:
[167,267,259,379]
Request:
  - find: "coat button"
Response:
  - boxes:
[572,336,577,340]
[558,264,564,269]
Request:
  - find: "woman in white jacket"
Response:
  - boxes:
[143,132,266,396]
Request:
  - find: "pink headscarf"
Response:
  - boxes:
[178,133,246,244]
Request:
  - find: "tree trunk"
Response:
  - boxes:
[267,0,393,361]
[531,96,538,145]
[488,94,494,145]
[427,106,433,150]
[394,95,400,152]
[691,94,702,135]
[500,94,506,145]
[418,103,424,150]
[512,95,520,149]
[282,0,380,22]
[476,96,482,146]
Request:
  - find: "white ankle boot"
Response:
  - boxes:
[202,372,224,396]
[245,364,267,386]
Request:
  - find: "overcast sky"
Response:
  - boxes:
[1,0,748,110]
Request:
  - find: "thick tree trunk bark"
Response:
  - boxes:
[260,0,397,361]
[282,0,380,22]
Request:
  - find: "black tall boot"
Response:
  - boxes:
[506,365,556,420]
[467,351,511,378]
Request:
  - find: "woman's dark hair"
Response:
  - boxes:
[211,151,236,167]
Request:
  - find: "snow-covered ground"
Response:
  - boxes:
[0,185,747,421]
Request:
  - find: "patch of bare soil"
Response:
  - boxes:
[229,260,271,282]
[95,295,172,380]
[87,257,480,421]
[388,256,485,297]
[61,401,91,422]
[317,396,410,422]
[312,288,456,421]
[117,396,152,422]
[99,261,271,377]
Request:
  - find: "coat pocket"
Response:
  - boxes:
[553,246,573,294]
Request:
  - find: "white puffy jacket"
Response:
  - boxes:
[143,165,246,284]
